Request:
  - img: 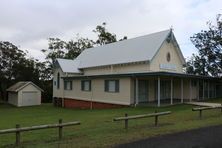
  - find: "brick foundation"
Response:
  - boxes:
[64,98,126,109]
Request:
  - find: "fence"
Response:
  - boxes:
[192,106,222,119]
[113,111,171,129]
[0,119,80,146]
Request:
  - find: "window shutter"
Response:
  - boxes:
[89,80,91,91]
[105,80,108,92]
[70,81,73,90]
[81,80,84,91]
[115,80,119,92]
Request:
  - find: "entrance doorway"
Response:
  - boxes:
[138,80,149,103]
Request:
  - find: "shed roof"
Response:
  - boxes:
[6,81,43,92]
[55,29,185,73]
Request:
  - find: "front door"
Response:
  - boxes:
[160,80,171,100]
[138,80,149,103]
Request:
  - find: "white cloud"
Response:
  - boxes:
[0,0,221,61]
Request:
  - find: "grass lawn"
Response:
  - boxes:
[0,98,222,148]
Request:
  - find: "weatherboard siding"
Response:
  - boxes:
[150,41,183,73]
[83,62,150,75]
[113,63,150,73]
[53,68,65,98]
[8,92,18,106]
[64,78,132,105]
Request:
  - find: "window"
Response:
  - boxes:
[105,80,119,92]
[64,81,72,90]
[81,80,91,91]
[57,73,60,89]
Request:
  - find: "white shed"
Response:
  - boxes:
[7,81,43,107]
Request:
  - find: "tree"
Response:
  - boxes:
[41,38,66,63]
[93,22,127,45]
[187,14,222,76]
[65,37,94,59]
[93,22,117,45]
[186,54,207,75]
[42,37,94,64]
[0,41,52,101]
[0,41,29,99]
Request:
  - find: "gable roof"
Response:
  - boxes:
[55,58,81,73]
[55,29,185,73]
[6,81,43,92]
[77,29,173,68]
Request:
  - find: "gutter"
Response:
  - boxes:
[61,71,220,80]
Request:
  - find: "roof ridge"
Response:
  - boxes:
[6,81,43,92]
[82,29,171,52]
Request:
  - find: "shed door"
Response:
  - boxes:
[22,91,38,106]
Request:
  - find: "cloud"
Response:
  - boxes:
[0,0,221,61]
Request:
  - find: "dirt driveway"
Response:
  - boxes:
[115,125,222,148]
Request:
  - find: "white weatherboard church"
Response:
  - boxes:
[53,29,222,109]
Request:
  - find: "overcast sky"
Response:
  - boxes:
[0,0,221,61]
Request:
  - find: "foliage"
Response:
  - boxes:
[41,38,66,63]
[65,37,94,59]
[93,22,117,45]
[0,41,52,102]
[41,37,94,64]
[187,14,222,76]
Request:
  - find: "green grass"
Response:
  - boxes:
[0,98,222,148]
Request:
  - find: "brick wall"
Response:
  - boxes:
[64,98,126,109]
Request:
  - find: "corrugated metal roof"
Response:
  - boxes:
[56,58,81,73]
[7,82,28,92]
[77,29,171,68]
[56,29,185,73]
[6,81,43,92]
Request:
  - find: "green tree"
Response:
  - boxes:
[65,37,94,59]
[0,41,52,101]
[187,14,222,76]
[93,22,117,45]
[41,38,66,63]
[93,22,127,45]
[0,41,29,99]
